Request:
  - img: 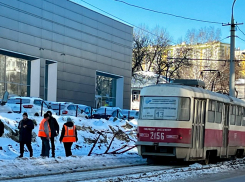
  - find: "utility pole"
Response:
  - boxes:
[223,0,243,97]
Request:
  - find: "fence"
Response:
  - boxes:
[12,99,137,120]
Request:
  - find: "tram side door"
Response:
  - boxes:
[191,99,206,158]
[222,104,229,157]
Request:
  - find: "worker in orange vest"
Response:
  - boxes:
[38,113,51,157]
[59,117,78,157]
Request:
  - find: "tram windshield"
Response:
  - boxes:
[140,97,190,121]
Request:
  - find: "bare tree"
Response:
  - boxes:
[145,27,171,72]
[132,28,150,76]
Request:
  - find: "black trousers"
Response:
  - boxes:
[20,142,32,155]
[50,137,55,157]
[63,142,73,157]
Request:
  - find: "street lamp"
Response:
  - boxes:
[229,0,237,97]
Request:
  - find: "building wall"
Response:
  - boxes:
[0,0,133,108]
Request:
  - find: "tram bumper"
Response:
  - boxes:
[136,141,190,159]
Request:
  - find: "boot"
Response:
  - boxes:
[18,154,23,158]
[30,151,33,158]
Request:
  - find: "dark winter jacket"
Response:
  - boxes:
[59,121,78,142]
[18,118,34,143]
[48,116,59,138]
[0,120,4,137]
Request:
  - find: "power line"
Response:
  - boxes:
[78,0,177,44]
[114,0,223,25]
[220,36,230,42]
[167,58,245,62]
[236,36,245,43]
[237,26,245,37]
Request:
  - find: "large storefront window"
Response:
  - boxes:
[0,54,30,97]
[96,73,117,108]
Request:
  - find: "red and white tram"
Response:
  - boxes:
[136,81,245,163]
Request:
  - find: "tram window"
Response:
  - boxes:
[236,106,242,126]
[230,105,236,125]
[215,102,222,123]
[242,108,245,126]
[208,100,215,123]
[178,98,190,121]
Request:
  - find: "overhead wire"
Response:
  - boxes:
[78,0,177,44]
[237,26,245,37]
[236,36,245,43]
[114,0,223,25]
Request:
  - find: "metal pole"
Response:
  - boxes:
[223,0,243,97]
[76,105,78,117]
[229,12,236,97]
[41,101,43,116]
[59,103,61,116]
[20,98,22,113]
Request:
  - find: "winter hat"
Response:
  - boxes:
[67,117,72,122]
[23,112,28,117]
[46,111,52,116]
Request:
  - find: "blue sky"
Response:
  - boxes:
[72,0,245,50]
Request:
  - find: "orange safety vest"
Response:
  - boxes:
[62,125,76,143]
[38,119,51,138]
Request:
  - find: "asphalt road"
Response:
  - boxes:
[175,166,245,182]
[217,174,245,182]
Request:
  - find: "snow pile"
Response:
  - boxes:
[0,113,137,160]
[132,71,167,88]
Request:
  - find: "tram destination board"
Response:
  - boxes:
[142,97,178,120]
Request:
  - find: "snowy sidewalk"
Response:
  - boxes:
[0,154,146,180]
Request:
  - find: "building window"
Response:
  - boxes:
[96,74,117,107]
[132,90,140,102]
[0,54,30,97]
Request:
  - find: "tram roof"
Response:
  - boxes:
[141,84,245,106]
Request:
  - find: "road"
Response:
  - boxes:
[218,175,245,182]
[0,165,176,182]
[174,166,245,182]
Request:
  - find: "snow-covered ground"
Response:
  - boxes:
[0,113,143,179]
[0,113,138,159]
[92,159,245,182]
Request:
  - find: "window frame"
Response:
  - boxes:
[215,102,223,124]
[230,105,236,125]
[236,106,243,126]
[208,100,216,123]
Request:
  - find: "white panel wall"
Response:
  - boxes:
[116,77,124,108]
[30,59,40,97]
[47,62,58,101]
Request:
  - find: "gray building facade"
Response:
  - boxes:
[0,0,133,109]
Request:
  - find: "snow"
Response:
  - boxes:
[0,113,143,179]
[93,160,245,182]
[0,113,138,160]
[132,71,167,88]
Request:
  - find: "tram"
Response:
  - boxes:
[136,80,245,163]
